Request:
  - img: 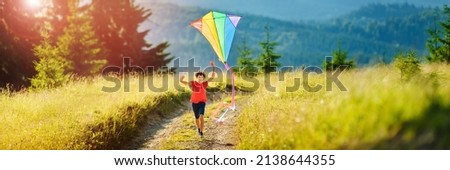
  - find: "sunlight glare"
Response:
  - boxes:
[25,0,42,8]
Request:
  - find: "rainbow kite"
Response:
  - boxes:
[190,11,241,122]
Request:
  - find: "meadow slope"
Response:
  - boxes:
[1,64,449,150]
[237,64,450,149]
[0,75,188,149]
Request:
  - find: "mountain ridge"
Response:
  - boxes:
[138,2,444,67]
[137,0,448,21]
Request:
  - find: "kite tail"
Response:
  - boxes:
[224,63,236,110]
[217,108,230,122]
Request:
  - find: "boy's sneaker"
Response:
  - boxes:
[199,131,204,138]
[197,128,202,136]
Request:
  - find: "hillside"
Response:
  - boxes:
[2,0,450,152]
[139,0,448,21]
[140,2,444,67]
[0,76,189,149]
[2,63,450,150]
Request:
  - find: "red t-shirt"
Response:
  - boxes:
[190,81,208,103]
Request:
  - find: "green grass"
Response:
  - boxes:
[2,64,449,150]
[0,75,188,149]
[237,64,450,149]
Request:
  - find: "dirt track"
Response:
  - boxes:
[128,93,243,150]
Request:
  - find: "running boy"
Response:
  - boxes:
[179,61,215,137]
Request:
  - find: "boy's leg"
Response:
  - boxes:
[199,102,206,133]
[200,115,204,133]
[192,103,201,131]
[195,119,201,129]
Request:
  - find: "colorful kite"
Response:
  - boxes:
[190,11,241,122]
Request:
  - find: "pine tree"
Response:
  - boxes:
[49,0,71,39]
[57,0,108,76]
[233,37,258,76]
[439,5,450,63]
[323,42,354,71]
[0,0,42,87]
[31,29,70,89]
[394,50,421,80]
[31,0,108,88]
[256,26,281,74]
[426,16,444,62]
[143,42,175,73]
[91,0,173,72]
[427,5,450,63]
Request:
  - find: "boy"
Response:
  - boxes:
[180,61,215,137]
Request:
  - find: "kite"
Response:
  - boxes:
[189,11,241,123]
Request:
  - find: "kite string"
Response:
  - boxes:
[211,102,230,123]
[217,108,229,122]
[224,63,236,110]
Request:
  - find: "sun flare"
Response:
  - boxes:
[25,0,42,8]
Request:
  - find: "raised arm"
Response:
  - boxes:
[207,61,216,82]
[180,74,189,86]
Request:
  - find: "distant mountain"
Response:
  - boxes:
[138,0,448,21]
[321,4,443,56]
[344,3,426,20]
[138,2,445,67]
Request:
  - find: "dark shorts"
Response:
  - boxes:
[192,102,206,119]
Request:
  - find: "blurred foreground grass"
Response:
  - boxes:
[237,64,450,149]
[0,75,188,149]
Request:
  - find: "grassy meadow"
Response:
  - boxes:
[0,75,189,149]
[1,64,450,150]
[236,64,450,149]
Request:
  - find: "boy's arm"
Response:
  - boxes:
[180,75,189,86]
[207,61,216,82]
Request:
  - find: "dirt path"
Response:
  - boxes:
[129,93,244,150]
[126,102,190,150]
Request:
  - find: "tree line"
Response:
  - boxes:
[1,1,450,89]
[232,4,450,76]
[0,0,173,89]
